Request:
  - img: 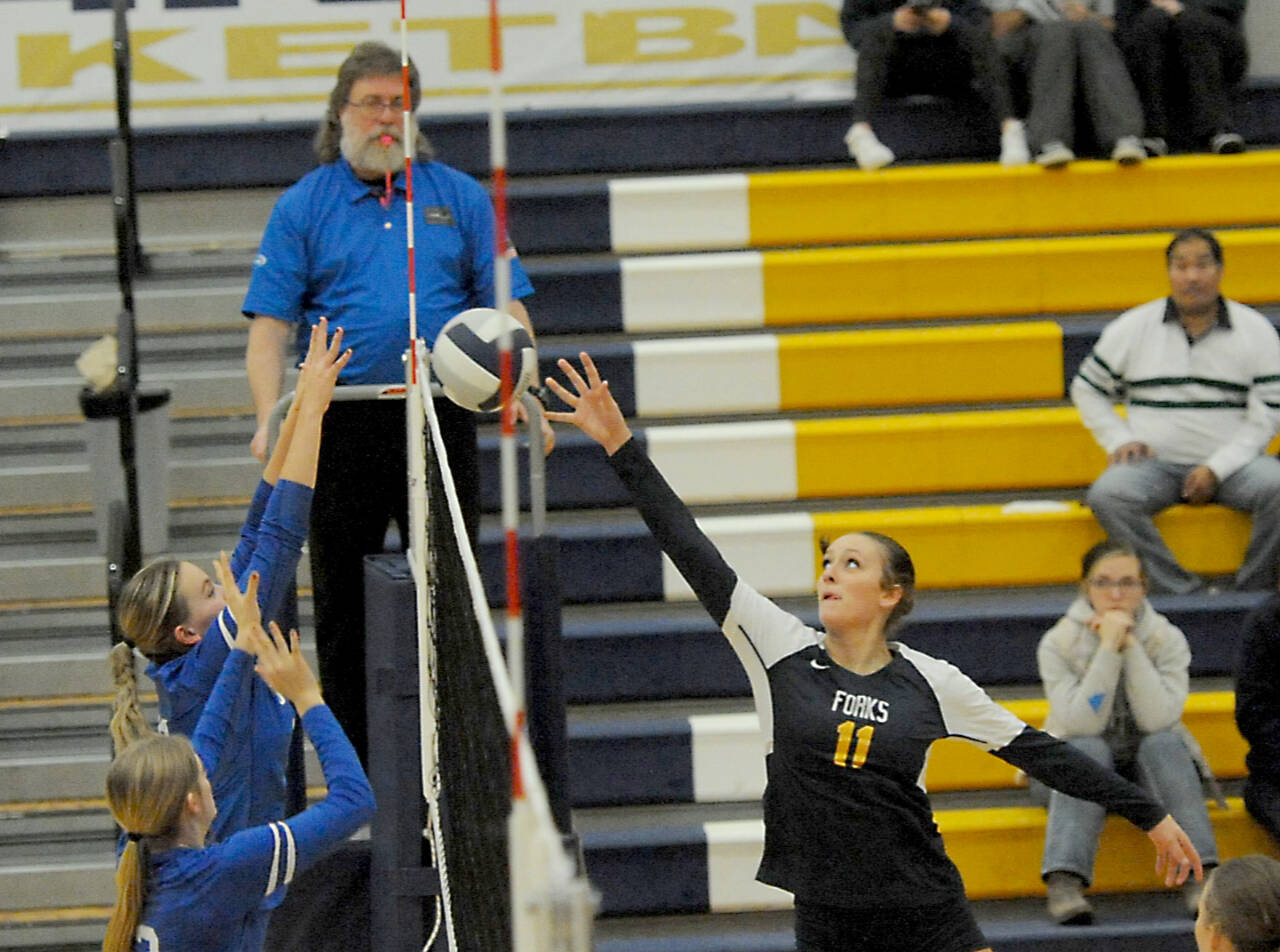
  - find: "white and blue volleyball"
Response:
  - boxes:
[431,307,537,412]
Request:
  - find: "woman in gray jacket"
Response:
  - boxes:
[1038,538,1219,924]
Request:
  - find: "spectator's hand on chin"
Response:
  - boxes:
[922,7,951,33]
[892,5,926,31]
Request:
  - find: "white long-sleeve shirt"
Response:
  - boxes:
[1071,297,1280,482]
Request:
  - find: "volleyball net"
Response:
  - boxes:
[406,349,595,952]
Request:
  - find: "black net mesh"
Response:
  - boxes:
[426,420,512,951]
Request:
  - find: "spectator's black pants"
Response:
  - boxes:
[1244,774,1280,848]
[1117,6,1247,142]
[309,395,479,767]
[850,19,1014,125]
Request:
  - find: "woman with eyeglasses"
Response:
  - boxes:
[1037,538,1219,925]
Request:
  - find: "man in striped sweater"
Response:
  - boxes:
[1071,228,1280,594]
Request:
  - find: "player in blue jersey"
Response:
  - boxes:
[103,559,375,952]
[109,319,349,841]
[545,353,1203,952]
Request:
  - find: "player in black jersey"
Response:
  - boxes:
[546,353,1203,952]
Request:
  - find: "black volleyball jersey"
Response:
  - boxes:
[726,580,1025,906]
[606,439,1167,909]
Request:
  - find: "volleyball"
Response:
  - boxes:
[430,307,537,412]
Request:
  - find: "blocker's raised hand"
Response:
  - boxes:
[544,352,632,456]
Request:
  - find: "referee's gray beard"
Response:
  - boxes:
[339,124,410,176]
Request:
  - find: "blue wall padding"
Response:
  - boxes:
[507,182,611,254]
[582,827,710,916]
[561,612,747,704]
[478,429,640,512]
[478,522,663,606]
[7,80,1279,197]
[523,259,623,335]
[568,719,694,807]
[549,591,1259,703]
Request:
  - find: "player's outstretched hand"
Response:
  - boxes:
[296,317,351,415]
[253,622,324,716]
[1147,814,1203,886]
[544,352,632,456]
[211,552,261,656]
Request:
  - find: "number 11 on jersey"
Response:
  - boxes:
[833,721,874,769]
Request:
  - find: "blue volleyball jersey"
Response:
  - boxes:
[134,703,375,952]
[147,478,312,839]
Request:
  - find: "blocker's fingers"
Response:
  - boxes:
[325,324,345,359]
[556,357,589,394]
[266,620,288,653]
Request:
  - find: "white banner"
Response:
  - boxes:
[0,0,856,134]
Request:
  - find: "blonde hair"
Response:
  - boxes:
[117,559,187,662]
[108,641,154,756]
[102,735,201,952]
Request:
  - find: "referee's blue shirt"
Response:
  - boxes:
[243,158,533,386]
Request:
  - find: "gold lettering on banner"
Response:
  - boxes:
[404,17,557,71]
[225,22,370,80]
[755,3,843,55]
[19,31,193,88]
[584,8,744,64]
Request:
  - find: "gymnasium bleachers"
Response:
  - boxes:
[3,95,1280,952]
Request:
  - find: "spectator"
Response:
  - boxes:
[840,0,1030,170]
[1071,228,1280,594]
[1114,0,1248,155]
[1193,855,1280,952]
[242,41,540,764]
[1037,539,1219,924]
[1235,593,1280,846]
[989,0,1147,167]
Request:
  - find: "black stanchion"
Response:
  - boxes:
[365,554,441,952]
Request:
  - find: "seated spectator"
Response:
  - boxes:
[1193,855,1280,952]
[1235,593,1280,847]
[990,0,1147,166]
[840,0,1030,170]
[1071,228,1280,594]
[1114,0,1248,155]
[1038,539,1219,924]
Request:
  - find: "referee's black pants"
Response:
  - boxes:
[309,395,479,767]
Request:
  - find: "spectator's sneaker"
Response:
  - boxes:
[1111,136,1146,165]
[1143,137,1169,157]
[1035,141,1075,169]
[1045,872,1093,925]
[845,125,895,171]
[1000,121,1031,166]
[1211,131,1246,154]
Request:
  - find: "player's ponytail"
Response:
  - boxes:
[1199,855,1280,952]
[108,641,153,756]
[103,736,202,952]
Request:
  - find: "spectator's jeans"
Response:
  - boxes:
[1244,774,1280,847]
[850,17,1013,125]
[999,19,1143,151]
[1041,733,1219,884]
[1117,6,1247,142]
[1086,456,1280,594]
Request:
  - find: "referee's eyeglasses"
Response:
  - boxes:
[346,97,404,117]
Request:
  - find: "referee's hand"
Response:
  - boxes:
[1147,814,1203,886]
